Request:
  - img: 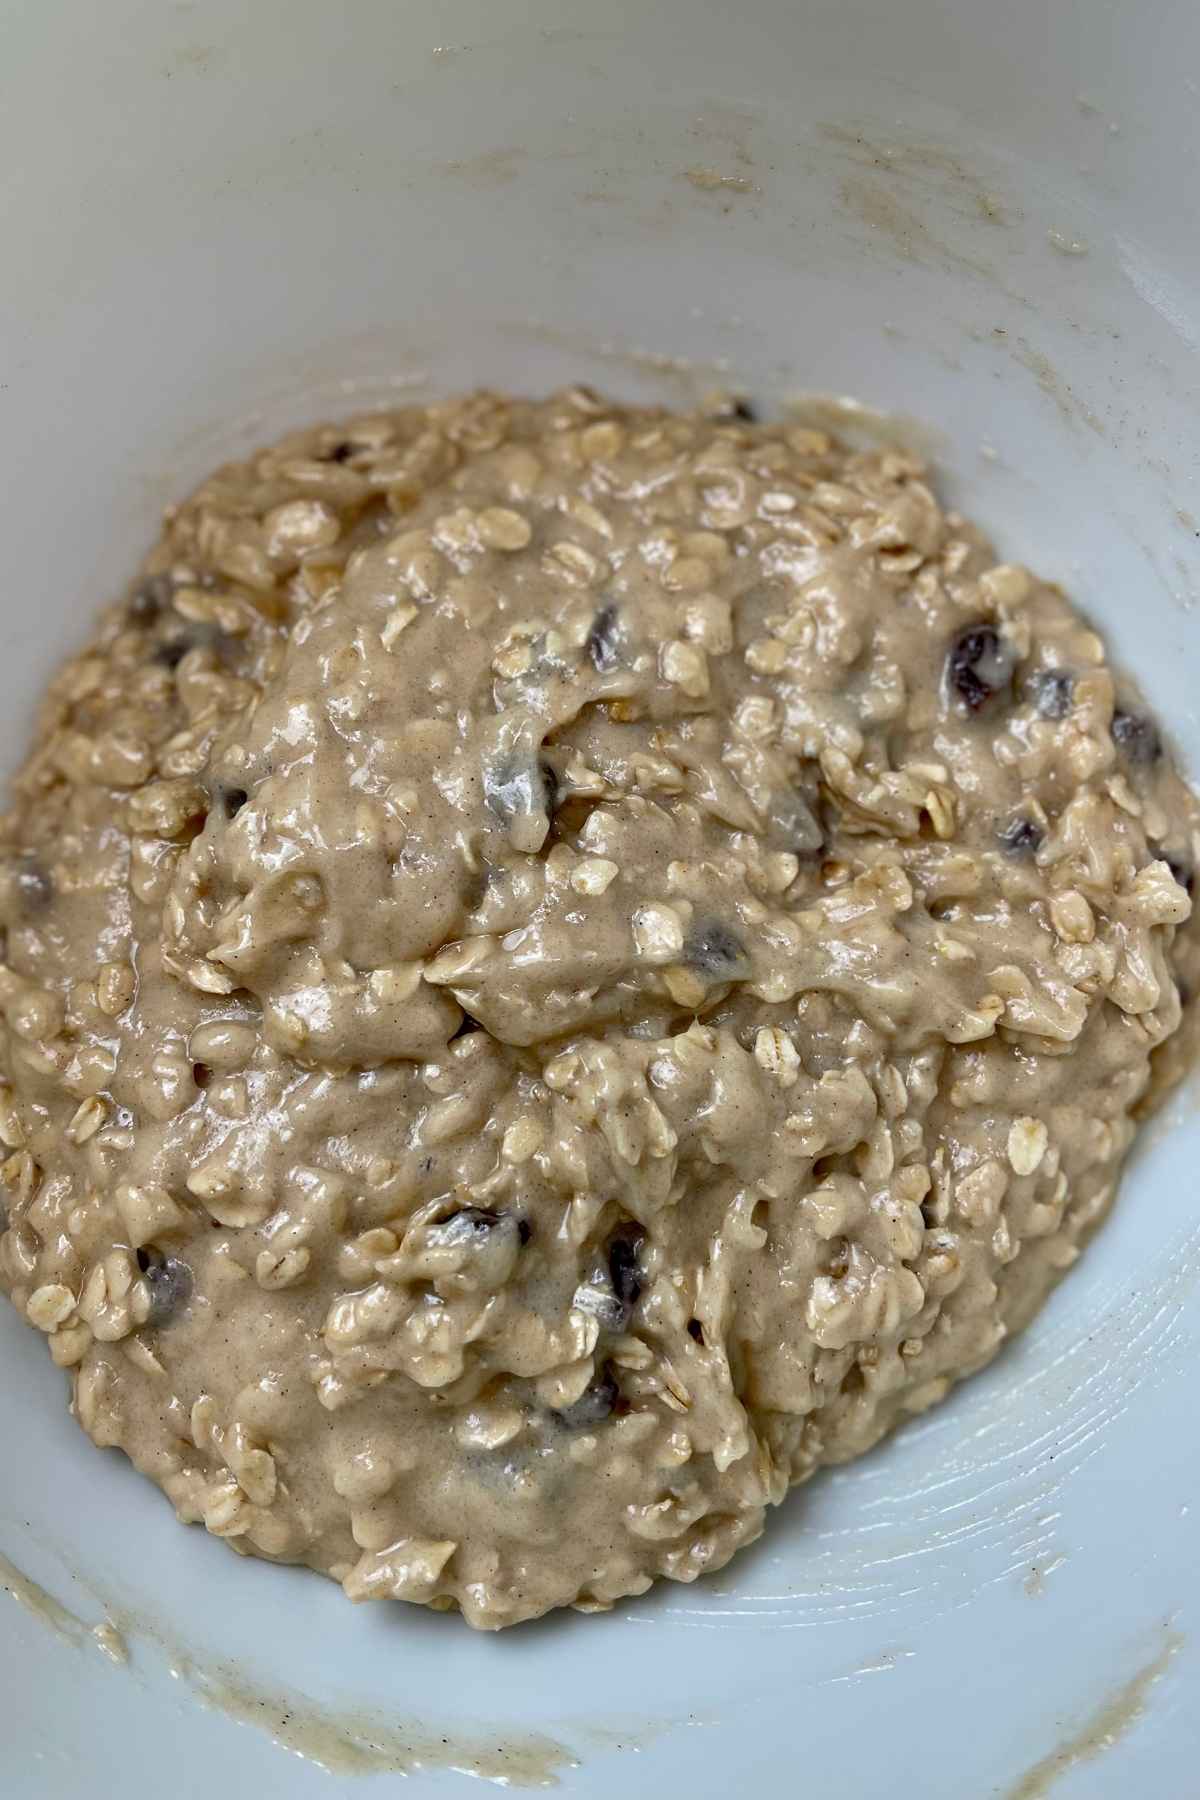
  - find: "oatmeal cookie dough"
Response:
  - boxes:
[0,389,1197,1628]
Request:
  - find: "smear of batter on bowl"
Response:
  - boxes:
[0,388,1196,1628]
[1006,1629,1183,1799]
[0,1531,575,1784]
[171,1652,573,1785]
[0,1548,127,1661]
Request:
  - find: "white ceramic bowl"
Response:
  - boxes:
[3,3,1199,1795]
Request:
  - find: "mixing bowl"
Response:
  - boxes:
[2,2,1198,1794]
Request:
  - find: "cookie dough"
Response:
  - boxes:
[1,388,1196,1628]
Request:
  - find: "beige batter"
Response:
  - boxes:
[0,388,1196,1629]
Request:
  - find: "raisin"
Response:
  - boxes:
[608,1225,644,1311]
[947,625,1015,712]
[139,1250,193,1326]
[154,640,189,671]
[1034,670,1074,720]
[155,621,233,673]
[765,791,823,856]
[13,855,52,911]
[539,758,560,817]
[484,753,557,828]
[687,1318,705,1343]
[328,442,354,463]
[712,396,758,423]
[428,1207,526,1250]
[585,604,621,674]
[1166,856,1195,896]
[683,921,747,978]
[1111,710,1162,766]
[437,1207,501,1239]
[552,1366,619,1430]
[999,817,1043,855]
[127,574,174,623]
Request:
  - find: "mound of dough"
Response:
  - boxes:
[1,389,1196,1628]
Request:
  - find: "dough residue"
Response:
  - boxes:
[1006,1631,1183,1799]
[0,1547,127,1661]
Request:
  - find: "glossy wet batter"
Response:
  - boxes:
[1,389,1196,1627]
